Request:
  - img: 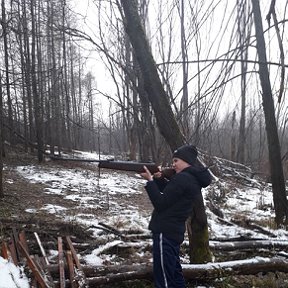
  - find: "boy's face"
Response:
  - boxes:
[172,157,190,173]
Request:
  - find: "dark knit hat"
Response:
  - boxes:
[173,145,198,165]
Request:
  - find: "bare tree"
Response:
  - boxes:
[22,0,35,150]
[236,0,251,164]
[61,0,72,150]
[83,72,95,152]
[17,0,29,152]
[119,0,212,263]
[118,0,185,151]
[177,0,189,136]
[30,0,44,162]
[0,74,3,199]
[1,0,14,145]
[251,0,288,225]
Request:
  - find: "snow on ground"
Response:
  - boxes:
[206,183,280,240]
[2,150,288,287]
[0,257,29,288]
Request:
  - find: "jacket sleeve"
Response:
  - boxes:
[145,173,190,212]
[152,176,168,191]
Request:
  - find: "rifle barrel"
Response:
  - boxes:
[98,160,159,174]
[50,156,114,162]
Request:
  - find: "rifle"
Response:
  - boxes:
[98,160,175,178]
[50,156,175,178]
[98,160,159,173]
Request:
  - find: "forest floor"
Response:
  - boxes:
[1,149,288,287]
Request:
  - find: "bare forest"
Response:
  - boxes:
[1,0,288,286]
[0,0,287,174]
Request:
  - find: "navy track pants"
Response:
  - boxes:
[152,233,186,288]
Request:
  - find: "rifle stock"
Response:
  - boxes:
[98,160,160,174]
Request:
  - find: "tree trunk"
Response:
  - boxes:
[47,1,57,156]
[62,0,72,151]
[137,71,154,162]
[76,51,83,150]
[119,0,184,151]
[22,0,34,150]
[1,0,14,145]
[179,0,189,136]
[71,45,78,149]
[119,0,211,263]
[231,111,236,161]
[30,0,44,162]
[0,74,3,198]
[251,0,288,225]
[18,0,29,153]
[86,72,94,152]
[36,0,45,154]
[237,0,250,164]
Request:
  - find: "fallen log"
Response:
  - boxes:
[50,256,288,286]
[209,239,288,251]
[245,222,278,238]
[17,241,51,288]
[182,257,288,279]
[57,237,65,288]
[86,266,152,286]
[47,238,288,277]
[47,263,147,278]
[64,236,288,257]
[66,251,76,288]
[65,236,89,288]
[230,219,277,238]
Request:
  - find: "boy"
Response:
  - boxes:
[141,145,211,287]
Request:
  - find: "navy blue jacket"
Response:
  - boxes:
[145,166,212,243]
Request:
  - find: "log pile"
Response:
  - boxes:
[1,228,89,288]
[2,227,288,287]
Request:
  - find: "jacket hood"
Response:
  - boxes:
[184,166,212,188]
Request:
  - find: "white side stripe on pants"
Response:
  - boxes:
[159,233,168,288]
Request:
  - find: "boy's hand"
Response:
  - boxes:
[140,165,153,181]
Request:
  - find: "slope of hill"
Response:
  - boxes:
[1,149,288,287]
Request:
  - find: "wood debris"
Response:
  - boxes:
[1,227,288,287]
[0,228,89,287]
